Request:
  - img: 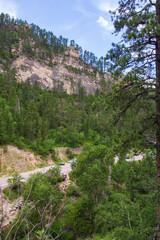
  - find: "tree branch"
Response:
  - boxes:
[149,0,156,6]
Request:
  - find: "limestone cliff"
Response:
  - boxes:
[10,46,110,94]
[0,15,111,94]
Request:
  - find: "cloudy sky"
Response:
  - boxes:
[0,0,119,58]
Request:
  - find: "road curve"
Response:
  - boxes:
[0,163,72,188]
[0,155,144,188]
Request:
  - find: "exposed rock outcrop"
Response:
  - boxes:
[9,46,110,94]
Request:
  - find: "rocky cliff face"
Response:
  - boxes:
[10,46,109,94]
[0,15,111,94]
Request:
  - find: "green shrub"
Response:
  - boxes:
[23,172,63,208]
[66,148,75,159]
[59,231,75,240]
[66,184,80,197]
[45,166,63,184]
[8,173,24,190]
[2,187,19,200]
[15,137,27,149]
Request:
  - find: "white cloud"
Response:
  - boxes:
[97,0,118,12]
[60,20,81,31]
[97,16,113,31]
[0,0,18,18]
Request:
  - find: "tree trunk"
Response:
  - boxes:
[156,1,160,237]
[107,165,112,186]
[61,125,63,143]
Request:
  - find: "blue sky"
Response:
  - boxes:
[0,0,119,58]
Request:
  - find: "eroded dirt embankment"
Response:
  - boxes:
[0,145,82,177]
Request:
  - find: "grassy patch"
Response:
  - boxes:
[0,164,8,176]
[36,163,45,168]
[8,167,16,175]
[2,187,22,201]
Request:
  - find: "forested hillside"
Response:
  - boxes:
[0,2,159,239]
[0,50,158,240]
[0,13,107,70]
[0,71,114,154]
[0,13,110,94]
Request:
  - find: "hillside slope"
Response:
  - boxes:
[0,145,81,177]
[11,47,109,94]
[0,13,111,94]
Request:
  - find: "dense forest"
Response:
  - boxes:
[0,45,158,240]
[0,0,160,238]
[0,72,158,238]
[0,71,108,154]
[0,70,154,158]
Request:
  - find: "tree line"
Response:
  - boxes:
[0,12,107,73]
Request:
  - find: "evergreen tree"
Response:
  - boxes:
[106,0,160,228]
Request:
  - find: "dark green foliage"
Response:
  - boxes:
[2,187,19,201]
[23,171,63,207]
[103,1,160,236]
[103,0,158,158]
[3,173,23,200]
[64,153,157,240]
[8,173,24,190]
[65,65,96,78]
[65,65,83,74]
[0,71,114,154]
[0,10,158,240]
[0,97,15,144]
[66,184,80,197]
[44,166,63,184]
[64,197,94,237]
[2,155,157,240]
[71,144,114,204]
[66,148,76,159]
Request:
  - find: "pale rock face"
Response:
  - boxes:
[65,46,80,58]
[7,47,110,94]
[13,56,53,89]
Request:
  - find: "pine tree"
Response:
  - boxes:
[106,0,160,234]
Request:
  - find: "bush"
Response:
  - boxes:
[15,137,27,149]
[8,173,24,190]
[2,187,19,200]
[66,184,80,197]
[23,172,63,208]
[3,173,24,200]
[45,166,63,184]
[51,148,56,160]
[59,231,75,240]
[66,148,75,159]
[113,227,134,240]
